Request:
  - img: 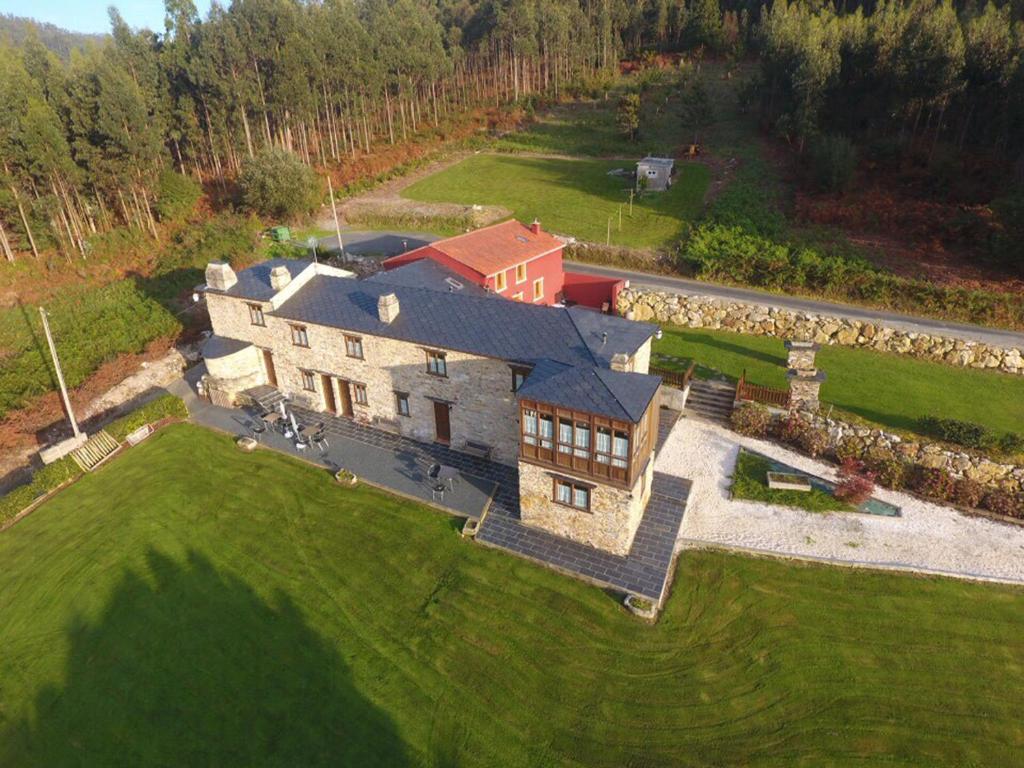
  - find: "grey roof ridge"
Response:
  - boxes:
[563,307,601,368]
[593,366,655,422]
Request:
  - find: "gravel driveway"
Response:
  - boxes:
[656,415,1024,585]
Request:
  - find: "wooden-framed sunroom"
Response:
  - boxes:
[517,394,659,489]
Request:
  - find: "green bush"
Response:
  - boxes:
[919,416,991,450]
[239,148,320,219]
[807,134,857,193]
[730,401,772,437]
[155,170,202,222]
[105,395,188,441]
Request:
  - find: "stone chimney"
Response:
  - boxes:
[269,265,291,292]
[610,352,631,372]
[530,219,541,235]
[377,292,400,324]
[205,261,237,292]
[785,340,820,374]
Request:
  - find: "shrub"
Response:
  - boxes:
[982,489,1023,518]
[729,401,772,437]
[995,432,1024,456]
[777,415,808,445]
[834,458,876,505]
[807,134,857,193]
[0,456,82,525]
[239,148,320,219]
[918,416,991,450]
[105,394,188,441]
[155,170,202,222]
[798,426,830,458]
[868,457,911,491]
[951,478,985,509]
[911,466,956,501]
[833,438,862,463]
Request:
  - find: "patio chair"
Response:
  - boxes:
[312,429,329,452]
[250,422,267,443]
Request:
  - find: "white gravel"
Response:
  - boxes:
[655,415,1024,585]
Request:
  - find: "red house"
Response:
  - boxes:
[383,219,565,305]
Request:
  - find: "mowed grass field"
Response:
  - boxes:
[654,326,1024,436]
[402,154,710,248]
[3,423,1024,766]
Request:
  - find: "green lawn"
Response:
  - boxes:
[402,154,710,248]
[3,423,1024,766]
[731,450,851,512]
[654,326,1024,438]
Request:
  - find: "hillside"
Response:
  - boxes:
[0,14,105,59]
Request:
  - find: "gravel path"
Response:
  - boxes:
[655,415,1024,585]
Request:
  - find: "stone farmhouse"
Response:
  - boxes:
[201,257,663,556]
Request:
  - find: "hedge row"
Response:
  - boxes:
[0,395,186,527]
[678,224,1024,330]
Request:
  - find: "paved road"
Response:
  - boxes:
[566,261,1024,349]
[311,227,1022,348]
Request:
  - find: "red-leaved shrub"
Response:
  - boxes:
[911,466,956,501]
[951,478,985,509]
[834,457,876,505]
[729,402,772,438]
[983,490,1023,518]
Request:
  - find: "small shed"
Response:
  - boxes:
[636,156,675,191]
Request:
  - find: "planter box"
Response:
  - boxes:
[461,518,480,538]
[334,469,358,487]
[624,594,658,619]
[767,471,812,492]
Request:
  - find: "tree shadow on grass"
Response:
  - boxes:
[10,549,410,768]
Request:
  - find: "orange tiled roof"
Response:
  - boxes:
[411,219,562,276]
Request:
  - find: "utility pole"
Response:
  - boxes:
[606,217,611,246]
[39,306,81,439]
[326,174,345,262]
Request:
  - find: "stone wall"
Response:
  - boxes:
[619,289,1024,375]
[803,412,1024,494]
[207,293,522,464]
[517,459,654,555]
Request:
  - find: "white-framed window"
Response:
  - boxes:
[538,414,554,449]
[494,271,507,292]
[522,408,538,445]
[512,292,524,301]
[532,278,544,302]
[515,263,527,283]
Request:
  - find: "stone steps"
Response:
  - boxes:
[70,430,121,472]
[685,380,736,422]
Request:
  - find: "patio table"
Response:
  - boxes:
[436,464,459,490]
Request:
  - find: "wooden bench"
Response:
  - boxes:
[462,440,493,461]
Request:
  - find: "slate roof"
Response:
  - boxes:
[515,360,661,422]
[221,258,309,301]
[638,156,675,169]
[395,219,563,276]
[366,259,491,298]
[223,259,661,422]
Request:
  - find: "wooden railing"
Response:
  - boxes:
[651,362,696,390]
[736,369,790,408]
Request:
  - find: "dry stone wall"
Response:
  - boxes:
[619,289,1024,375]
[803,411,1024,494]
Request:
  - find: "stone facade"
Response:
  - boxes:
[206,292,524,464]
[517,458,654,555]
[787,369,826,411]
[619,289,1024,375]
[800,411,1024,494]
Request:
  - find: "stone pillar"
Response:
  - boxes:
[787,369,826,412]
[785,340,820,373]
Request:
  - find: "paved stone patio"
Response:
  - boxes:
[476,408,691,604]
[171,371,691,603]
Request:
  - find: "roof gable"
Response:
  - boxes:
[398,220,562,277]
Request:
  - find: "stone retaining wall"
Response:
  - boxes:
[619,288,1024,375]
[803,412,1024,494]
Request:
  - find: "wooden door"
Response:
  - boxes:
[337,379,354,417]
[262,349,277,387]
[321,374,336,414]
[433,401,451,444]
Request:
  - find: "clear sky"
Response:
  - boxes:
[1,0,214,35]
